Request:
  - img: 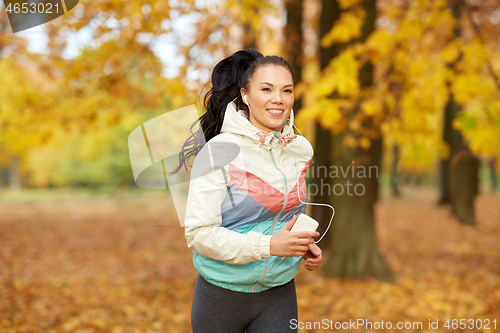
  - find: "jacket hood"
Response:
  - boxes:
[220,99,297,148]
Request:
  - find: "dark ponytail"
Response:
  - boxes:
[169,50,295,176]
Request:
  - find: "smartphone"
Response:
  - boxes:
[290,214,319,232]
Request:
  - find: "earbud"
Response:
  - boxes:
[243,94,255,126]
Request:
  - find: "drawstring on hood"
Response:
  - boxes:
[257,131,297,149]
[220,99,297,149]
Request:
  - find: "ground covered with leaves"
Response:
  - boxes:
[1,188,499,332]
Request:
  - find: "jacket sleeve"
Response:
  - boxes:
[184,156,272,265]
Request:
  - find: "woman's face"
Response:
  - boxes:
[240,64,294,133]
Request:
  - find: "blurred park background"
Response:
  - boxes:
[1,0,499,332]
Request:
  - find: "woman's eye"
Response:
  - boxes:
[262,88,271,91]
[285,89,293,93]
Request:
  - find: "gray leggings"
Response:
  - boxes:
[191,275,298,333]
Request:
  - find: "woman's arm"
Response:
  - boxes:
[303,243,322,270]
[184,162,272,265]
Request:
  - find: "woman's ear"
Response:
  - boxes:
[240,88,247,102]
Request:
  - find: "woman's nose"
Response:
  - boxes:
[272,92,283,103]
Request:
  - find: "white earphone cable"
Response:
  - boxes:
[280,120,335,244]
[244,96,335,243]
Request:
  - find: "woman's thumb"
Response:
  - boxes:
[284,215,297,231]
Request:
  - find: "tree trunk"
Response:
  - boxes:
[311,124,334,249]
[321,0,394,281]
[440,1,479,224]
[440,1,464,205]
[0,167,4,188]
[324,132,393,280]
[1,8,8,54]
[373,134,383,202]
[284,0,304,115]
[243,22,257,50]
[311,0,342,250]
[439,95,454,204]
[440,92,467,204]
[488,159,497,192]
[8,155,21,190]
[391,145,400,197]
[450,151,479,225]
[0,144,4,188]
[241,1,257,51]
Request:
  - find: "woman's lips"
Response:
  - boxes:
[266,109,284,116]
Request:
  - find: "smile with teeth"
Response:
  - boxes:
[267,109,284,115]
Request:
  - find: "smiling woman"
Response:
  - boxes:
[170,50,321,333]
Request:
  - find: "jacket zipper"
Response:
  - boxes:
[252,145,288,291]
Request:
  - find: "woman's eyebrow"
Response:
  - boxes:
[260,82,294,88]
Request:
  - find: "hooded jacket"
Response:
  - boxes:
[184,99,314,293]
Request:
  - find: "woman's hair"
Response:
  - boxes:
[169,49,295,176]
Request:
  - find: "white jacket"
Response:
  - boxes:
[184,99,314,292]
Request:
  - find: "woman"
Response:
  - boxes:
[178,50,322,332]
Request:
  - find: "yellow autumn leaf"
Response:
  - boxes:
[393,49,408,72]
[435,140,450,160]
[433,0,448,10]
[118,287,130,297]
[397,20,422,41]
[298,103,322,121]
[318,99,342,130]
[338,0,363,9]
[348,119,362,131]
[152,321,163,329]
[440,38,461,63]
[380,122,391,135]
[453,72,493,104]
[408,56,428,78]
[359,136,371,149]
[321,10,365,47]
[384,94,396,112]
[122,304,135,315]
[91,319,106,328]
[62,318,81,331]
[361,100,382,117]
[462,39,491,70]
[111,325,125,333]
[312,72,340,98]
[468,126,500,157]
[328,49,360,97]
[343,133,358,148]
[365,29,393,64]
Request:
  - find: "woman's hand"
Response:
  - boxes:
[303,243,322,270]
[270,215,319,257]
